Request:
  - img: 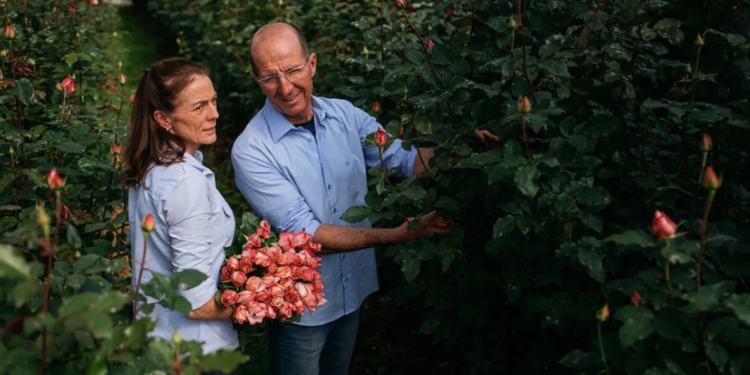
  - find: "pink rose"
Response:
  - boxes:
[226,257,240,272]
[267,263,278,275]
[254,252,271,267]
[219,266,232,282]
[261,275,277,288]
[255,289,270,303]
[233,305,249,324]
[247,302,267,325]
[375,128,387,147]
[240,261,253,274]
[307,241,322,252]
[237,290,254,306]
[278,251,295,266]
[652,210,677,239]
[292,230,311,248]
[306,256,322,269]
[269,284,285,297]
[246,276,265,292]
[296,267,318,282]
[295,282,319,308]
[266,246,282,262]
[314,280,325,292]
[293,253,307,267]
[257,220,271,239]
[280,278,294,291]
[220,290,239,308]
[266,304,277,319]
[278,233,294,251]
[275,266,293,278]
[314,292,327,307]
[231,271,248,288]
[270,296,284,310]
[245,234,262,249]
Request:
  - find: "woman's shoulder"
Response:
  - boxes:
[143,159,209,198]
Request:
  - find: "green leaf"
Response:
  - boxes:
[171,269,208,290]
[620,316,655,348]
[685,293,718,312]
[401,256,420,283]
[14,81,38,106]
[122,318,157,350]
[706,342,729,367]
[23,169,48,188]
[584,114,620,138]
[577,186,612,206]
[492,216,516,239]
[605,231,656,248]
[539,59,571,77]
[726,294,750,327]
[559,350,600,369]
[0,217,18,233]
[198,349,250,373]
[577,247,605,283]
[449,59,471,76]
[514,165,539,198]
[340,206,371,224]
[0,205,22,211]
[731,353,750,375]
[66,224,82,249]
[57,139,86,154]
[413,114,432,135]
[0,245,31,279]
[402,185,427,200]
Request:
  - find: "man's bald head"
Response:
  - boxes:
[250,23,309,75]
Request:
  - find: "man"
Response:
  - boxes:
[232,23,497,375]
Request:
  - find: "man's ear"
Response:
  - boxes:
[153,110,172,131]
[309,53,317,79]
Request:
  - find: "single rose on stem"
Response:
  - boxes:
[631,290,645,307]
[219,266,232,282]
[245,234,262,249]
[699,134,712,152]
[375,128,388,147]
[702,166,721,192]
[226,257,240,272]
[220,290,239,307]
[651,210,677,239]
[596,304,609,322]
[141,213,155,233]
[257,220,271,239]
[231,271,247,288]
[47,169,65,191]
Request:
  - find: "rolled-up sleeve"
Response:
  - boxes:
[353,105,418,178]
[232,146,322,237]
[163,176,217,310]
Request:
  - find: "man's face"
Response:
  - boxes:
[252,35,317,124]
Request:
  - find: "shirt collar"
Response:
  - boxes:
[183,151,212,177]
[262,96,327,143]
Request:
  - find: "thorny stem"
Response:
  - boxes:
[696,197,713,293]
[664,261,673,300]
[38,192,61,375]
[598,321,610,374]
[522,114,532,163]
[378,147,396,193]
[133,233,150,323]
[517,0,536,103]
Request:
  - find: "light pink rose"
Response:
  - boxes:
[278,232,294,251]
[231,271,247,288]
[275,266,293,278]
[292,230,311,248]
[245,276,265,292]
[295,282,318,308]
[270,296,284,310]
[257,220,271,239]
[255,289,270,303]
[261,275,276,288]
[266,304,277,319]
[220,290,239,308]
[226,257,240,272]
[237,290,255,306]
[269,284,285,297]
[314,292,327,307]
[266,246,282,262]
[278,251,295,266]
[306,256,322,269]
[247,302,267,325]
[233,305,249,324]
[267,264,278,275]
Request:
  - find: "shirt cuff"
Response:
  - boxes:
[399,146,419,178]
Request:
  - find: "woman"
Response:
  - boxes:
[123,58,238,356]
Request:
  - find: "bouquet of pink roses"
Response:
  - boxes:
[216,219,326,325]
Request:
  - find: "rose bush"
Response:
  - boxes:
[151,0,750,373]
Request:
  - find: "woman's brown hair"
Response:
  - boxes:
[122,58,210,188]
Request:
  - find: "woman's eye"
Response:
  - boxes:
[194,105,202,111]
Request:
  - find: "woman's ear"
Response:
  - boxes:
[153,110,172,132]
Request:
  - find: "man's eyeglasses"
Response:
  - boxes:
[255,55,311,89]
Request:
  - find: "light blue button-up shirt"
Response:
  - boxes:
[129,151,239,353]
[231,96,417,326]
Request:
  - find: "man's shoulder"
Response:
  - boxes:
[317,96,358,116]
[232,113,272,155]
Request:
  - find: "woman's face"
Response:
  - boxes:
[157,74,219,155]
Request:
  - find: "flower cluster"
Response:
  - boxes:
[218,220,326,325]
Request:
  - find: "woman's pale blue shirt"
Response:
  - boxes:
[129,151,239,354]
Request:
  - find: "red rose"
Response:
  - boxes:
[702,166,721,190]
[233,305,249,324]
[227,257,240,272]
[237,290,254,306]
[631,290,645,307]
[245,234,262,249]
[246,276,265,292]
[141,213,155,233]
[47,169,65,191]
[651,210,677,239]
[375,128,387,147]
[278,232,294,251]
[393,0,406,10]
[231,271,247,288]
[219,266,232,282]
[427,40,435,52]
[220,289,239,307]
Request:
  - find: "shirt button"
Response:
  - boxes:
[327,184,332,190]
[341,254,346,259]
[333,208,337,213]
[344,277,349,282]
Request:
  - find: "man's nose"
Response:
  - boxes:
[277,76,295,96]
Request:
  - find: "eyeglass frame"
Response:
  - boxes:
[255,54,313,88]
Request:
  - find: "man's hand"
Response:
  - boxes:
[473,129,500,142]
[400,211,452,240]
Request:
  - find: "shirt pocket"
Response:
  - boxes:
[219,198,235,245]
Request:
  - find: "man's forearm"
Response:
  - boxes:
[412,148,435,178]
[188,295,233,320]
[312,224,414,254]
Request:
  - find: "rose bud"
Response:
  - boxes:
[226,257,240,272]
[220,289,239,307]
[5,25,14,40]
[141,213,155,233]
[596,304,609,322]
[427,40,435,52]
[373,102,379,113]
[375,128,388,147]
[631,290,645,307]
[47,169,65,190]
[651,210,677,239]
[219,266,232,282]
[119,73,126,85]
[702,166,721,190]
[246,276,265,292]
[55,82,63,91]
[444,6,452,22]
[62,75,76,94]
[257,219,271,239]
[518,96,532,114]
[112,143,121,155]
[233,305,249,324]
[508,16,517,30]
[245,234,262,249]
[695,33,704,47]
[699,134,712,152]
[393,0,406,10]
[130,93,135,102]
[231,271,248,288]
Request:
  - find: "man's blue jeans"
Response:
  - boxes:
[267,309,360,375]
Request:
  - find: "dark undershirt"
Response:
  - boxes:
[294,117,316,139]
